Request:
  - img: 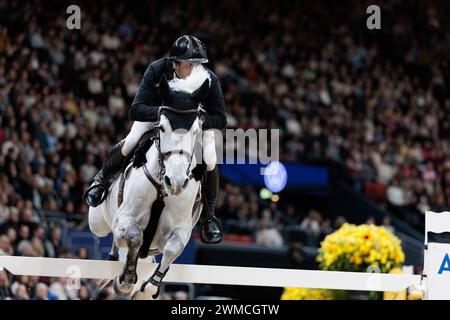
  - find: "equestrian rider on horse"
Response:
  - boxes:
[83,35,226,244]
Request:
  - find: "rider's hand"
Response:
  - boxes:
[191,162,206,180]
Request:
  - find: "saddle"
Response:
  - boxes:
[132,129,158,169]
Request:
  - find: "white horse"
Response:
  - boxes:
[88,71,211,299]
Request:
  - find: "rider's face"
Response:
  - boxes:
[175,61,197,79]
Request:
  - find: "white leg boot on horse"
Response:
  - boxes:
[132,229,190,300]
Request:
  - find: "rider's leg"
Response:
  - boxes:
[84,140,127,207]
[84,121,154,207]
[122,121,155,156]
[201,130,223,244]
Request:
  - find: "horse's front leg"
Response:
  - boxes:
[133,229,189,300]
[113,215,143,297]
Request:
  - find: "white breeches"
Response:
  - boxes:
[122,121,154,156]
[121,121,217,172]
[202,130,216,172]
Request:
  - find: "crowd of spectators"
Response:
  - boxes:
[0,0,448,299]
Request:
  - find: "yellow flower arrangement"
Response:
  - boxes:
[281,223,405,300]
[281,287,333,300]
[316,223,405,273]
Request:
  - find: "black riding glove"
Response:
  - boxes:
[191,162,207,181]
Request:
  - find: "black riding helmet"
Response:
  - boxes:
[169,35,208,64]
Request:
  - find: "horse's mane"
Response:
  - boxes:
[169,64,211,93]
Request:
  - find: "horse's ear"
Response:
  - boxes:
[192,79,210,104]
[159,74,171,101]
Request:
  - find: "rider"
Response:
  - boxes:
[83,35,226,244]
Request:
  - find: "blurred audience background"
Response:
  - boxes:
[0,0,449,299]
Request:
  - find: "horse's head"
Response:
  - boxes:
[157,74,210,195]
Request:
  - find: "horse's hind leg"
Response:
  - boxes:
[113,217,143,297]
[133,229,189,300]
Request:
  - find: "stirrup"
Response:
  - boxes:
[83,183,108,206]
[201,217,223,244]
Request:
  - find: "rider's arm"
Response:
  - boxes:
[201,76,227,130]
[129,65,160,122]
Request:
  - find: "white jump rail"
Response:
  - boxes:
[0,211,449,299]
[0,256,421,292]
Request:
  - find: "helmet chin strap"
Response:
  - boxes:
[172,62,180,79]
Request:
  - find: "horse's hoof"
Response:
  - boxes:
[152,288,161,300]
[119,270,138,285]
[113,275,134,297]
[131,281,159,300]
[131,289,155,300]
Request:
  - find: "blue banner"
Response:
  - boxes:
[219,161,329,193]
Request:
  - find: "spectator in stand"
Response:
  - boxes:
[299,209,322,237]
[33,282,49,300]
[0,270,12,299]
[387,178,406,207]
[278,205,301,227]
[382,216,395,234]
[366,216,376,225]
[0,234,13,255]
[76,246,89,259]
[78,285,91,301]
[44,227,62,258]
[319,218,333,241]
[334,216,348,230]
[255,213,284,248]
[14,284,30,300]
[0,208,19,235]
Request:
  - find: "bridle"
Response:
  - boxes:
[142,106,204,200]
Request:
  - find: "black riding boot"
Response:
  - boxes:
[83,141,127,207]
[201,166,223,244]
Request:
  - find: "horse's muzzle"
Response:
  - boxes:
[164,176,188,195]
[171,183,181,195]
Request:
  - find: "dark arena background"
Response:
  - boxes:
[0,0,449,301]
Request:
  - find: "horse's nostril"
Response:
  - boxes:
[182,178,189,189]
[164,176,171,186]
